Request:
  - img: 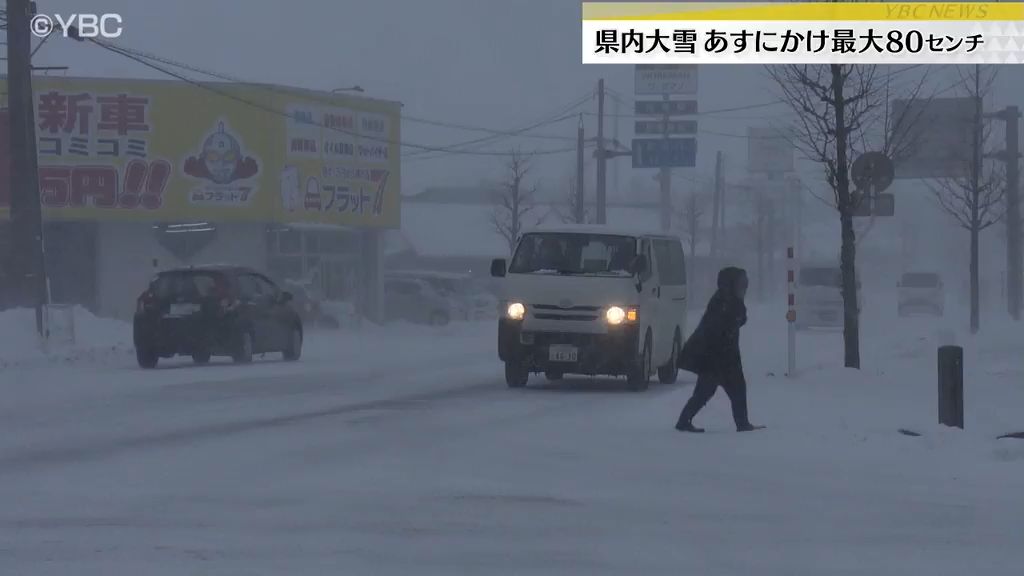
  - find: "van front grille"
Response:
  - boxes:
[533,304,600,312]
[533,313,599,321]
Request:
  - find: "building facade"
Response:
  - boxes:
[0,76,400,320]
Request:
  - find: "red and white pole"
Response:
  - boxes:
[786,245,796,377]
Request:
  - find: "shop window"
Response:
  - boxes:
[277,229,301,254]
[304,232,320,254]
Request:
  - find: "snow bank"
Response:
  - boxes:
[0,307,133,370]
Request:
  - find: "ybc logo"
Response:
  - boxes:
[31,13,124,39]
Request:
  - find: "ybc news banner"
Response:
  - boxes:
[582,2,1024,64]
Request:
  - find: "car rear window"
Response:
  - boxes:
[153,272,223,300]
[901,273,940,288]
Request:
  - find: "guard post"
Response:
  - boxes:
[937,345,964,429]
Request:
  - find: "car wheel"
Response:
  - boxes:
[505,361,528,388]
[191,350,211,365]
[657,330,681,384]
[136,347,158,369]
[233,331,254,364]
[627,331,652,392]
[545,370,564,381]
[283,326,303,361]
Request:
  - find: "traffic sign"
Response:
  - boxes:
[852,192,896,217]
[634,100,698,117]
[635,64,698,96]
[874,193,895,216]
[632,138,696,169]
[634,119,698,135]
[851,151,894,193]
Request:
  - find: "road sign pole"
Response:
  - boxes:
[660,94,671,231]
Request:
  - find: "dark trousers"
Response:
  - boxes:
[677,368,750,428]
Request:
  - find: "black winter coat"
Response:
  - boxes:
[678,267,748,375]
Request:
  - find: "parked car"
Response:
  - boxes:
[386,270,497,321]
[898,271,945,316]
[133,265,303,368]
[282,278,341,329]
[490,224,688,391]
[382,277,454,326]
[795,262,861,330]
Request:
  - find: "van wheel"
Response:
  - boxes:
[657,330,681,384]
[505,362,529,388]
[545,370,563,381]
[136,347,158,369]
[627,331,651,392]
[233,331,254,364]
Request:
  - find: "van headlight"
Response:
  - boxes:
[506,302,526,320]
[606,306,638,325]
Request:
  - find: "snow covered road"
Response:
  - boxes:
[2,302,1023,575]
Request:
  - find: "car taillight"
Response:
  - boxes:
[213,280,234,310]
[137,291,156,313]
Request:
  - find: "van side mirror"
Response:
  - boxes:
[629,255,648,277]
[279,291,294,304]
[490,258,507,278]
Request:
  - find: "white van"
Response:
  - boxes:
[795,262,860,330]
[490,225,687,391]
[897,271,944,316]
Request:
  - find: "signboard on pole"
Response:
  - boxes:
[890,97,977,179]
[634,100,698,116]
[634,119,698,135]
[747,126,794,173]
[632,138,696,169]
[634,64,698,96]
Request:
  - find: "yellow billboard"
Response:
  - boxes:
[0,77,401,228]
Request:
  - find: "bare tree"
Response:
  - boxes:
[676,191,708,257]
[554,173,590,224]
[766,64,932,369]
[927,65,1005,334]
[491,149,539,255]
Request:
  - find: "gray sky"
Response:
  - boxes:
[31,0,1024,204]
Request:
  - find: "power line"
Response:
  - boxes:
[586,100,785,120]
[87,38,582,157]
[403,95,593,159]
[91,39,588,146]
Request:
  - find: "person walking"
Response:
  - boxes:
[675,267,763,433]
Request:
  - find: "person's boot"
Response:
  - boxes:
[675,419,705,433]
[736,423,765,432]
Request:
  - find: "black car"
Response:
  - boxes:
[133,265,303,368]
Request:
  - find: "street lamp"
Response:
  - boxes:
[331,85,364,94]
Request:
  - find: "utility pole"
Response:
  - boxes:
[7,0,47,337]
[612,96,620,206]
[576,113,585,224]
[596,79,607,224]
[710,151,723,257]
[659,94,671,231]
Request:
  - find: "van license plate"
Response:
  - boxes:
[549,345,578,362]
[168,303,200,317]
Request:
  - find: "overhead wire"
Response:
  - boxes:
[86,38,585,157]
[88,39,589,153]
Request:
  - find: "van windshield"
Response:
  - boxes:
[509,233,637,276]
[800,267,841,287]
[902,273,940,288]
